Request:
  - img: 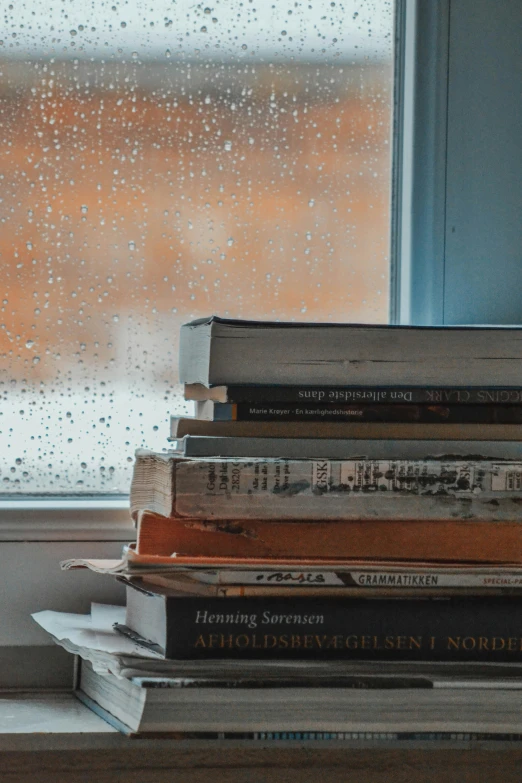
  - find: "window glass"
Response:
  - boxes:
[1,0,394,494]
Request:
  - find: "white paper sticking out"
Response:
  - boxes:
[31,604,160,660]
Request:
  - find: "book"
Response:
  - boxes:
[133,572,522,599]
[130,451,522,522]
[139,563,522,590]
[63,548,522,574]
[118,580,522,662]
[179,316,522,387]
[76,657,522,737]
[195,400,522,424]
[176,436,522,460]
[186,382,522,405]
[134,511,522,563]
[170,417,522,440]
[38,602,522,679]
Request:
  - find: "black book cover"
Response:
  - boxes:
[202,385,522,406]
[229,402,522,424]
[122,590,522,662]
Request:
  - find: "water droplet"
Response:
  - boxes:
[70,29,77,36]
[306,231,312,241]
[248,137,254,145]
[227,237,234,246]
[224,140,232,152]
[15,458,22,465]
[281,30,287,36]
[308,199,315,207]
[120,21,127,28]
[25,339,34,349]
[112,315,120,322]
[26,241,33,250]
[32,356,40,364]
[131,51,139,59]
[80,462,87,469]
[241,44,248,50]
[80,205,88,214]
[128,240,136,251]
[204,6,211,13]
[165,49,171,57]
[200,25,207,33]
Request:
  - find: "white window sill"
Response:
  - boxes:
[0,498,133,541]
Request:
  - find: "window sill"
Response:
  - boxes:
[2,694,522,783]
[0,499,133,541]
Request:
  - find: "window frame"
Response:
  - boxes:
[391,0,450,325]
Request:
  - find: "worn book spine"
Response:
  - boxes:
[186,383,522,405]
[138,456,522,521]
[170,417,522,441]
[136,512,522,563]
[179,318,522,387]
[176,436,522,461]
[196,401,522,424]
[125,591,522,662]
[175,567,522,589]
[136,575,522,599]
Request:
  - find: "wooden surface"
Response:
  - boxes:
[3,745,522,783]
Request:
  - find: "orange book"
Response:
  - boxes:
[136,511,522,564]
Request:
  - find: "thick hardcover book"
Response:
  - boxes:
[170,417,522,441]
[196,400,522,425]
[120,582,522,662]
[131,450,522,521]
[176,436,522,460]
[136,511,522,563]
[186,383,522,405]
[77,658,522,737]
[179,316,522,387]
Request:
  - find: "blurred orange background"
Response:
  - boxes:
[1,59,392,386]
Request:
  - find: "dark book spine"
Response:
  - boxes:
[165,596,522,662]
[218,386,522,405]
[228,403,522,424]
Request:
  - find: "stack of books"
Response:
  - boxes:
[39,315,522,736]
[134,316,522,564]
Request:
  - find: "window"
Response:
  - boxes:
[1,0,395,495]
